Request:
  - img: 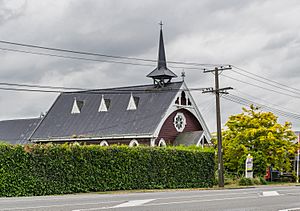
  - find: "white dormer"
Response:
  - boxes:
[127,93,139,110]
[98,95,108,112]
[71,98,83,114]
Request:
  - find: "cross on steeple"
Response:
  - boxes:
[159,21,163,30]
[146,22,177,87]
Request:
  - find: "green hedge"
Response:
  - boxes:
[0,143,214,197]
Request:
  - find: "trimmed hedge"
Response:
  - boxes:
[0,143,214,197]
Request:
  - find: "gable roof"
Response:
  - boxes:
[0,118,41,144]
[30,82,183,141]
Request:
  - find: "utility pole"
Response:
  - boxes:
[297,133,300,183]
[203,65,232,187]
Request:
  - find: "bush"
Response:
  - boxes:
[0,143,214,197]
[238,177,267,186]
[238,177,254,186]
[224,173,238,186]
[259,177,267,185]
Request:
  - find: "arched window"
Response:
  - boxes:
[175,97,180,105]
[129,139,139,147]
[158,138,167,147]
[180,91,186,105]
[99,140,109,146]
[188,98,192,106]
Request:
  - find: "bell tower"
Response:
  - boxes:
[147,22,177,87]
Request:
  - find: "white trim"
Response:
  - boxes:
[152,82,211,143]
[196,133,205,148]
[127,93,137,110]
[129,139,139,147]
[150,138,156,147]
[98,95,108,112]
[158,138,166,147]
[71,98,81,114]
[31,134,154,143]
[183,82,211,141]
[99,140,109,146]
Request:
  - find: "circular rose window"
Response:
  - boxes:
[173,112,186,132]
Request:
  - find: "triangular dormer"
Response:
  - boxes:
[71,98,84,114]
[147,22,177,87]
[127,93,139,110]
[98,95,108,112]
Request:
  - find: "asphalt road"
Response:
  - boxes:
[1,185,300,211]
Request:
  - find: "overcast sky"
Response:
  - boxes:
[1,0,300,132]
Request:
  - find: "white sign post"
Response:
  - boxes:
[245,154,253,178]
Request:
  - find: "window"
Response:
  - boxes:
[98,95,110,112]
[158,138,166,147]
[175,97,179,105]
[127,93,139,110]
[99,140,109,146]
[180,91,186,105]
[129,139,139,147]
[173,112,186,132]
[71,98,84,114]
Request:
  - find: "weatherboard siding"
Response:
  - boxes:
[157,108,202,145]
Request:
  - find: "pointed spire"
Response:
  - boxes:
[158,21,167,70]
[147,21,177,87]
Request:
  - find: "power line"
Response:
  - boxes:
[0,40,226,67]
[0,47,155,68]
[0,84,209,95]
[228,94,300,119]
[221,74,300,99]
[200,98,216,117]
[222,94,300,120]
[0,47,212,70]
[230,67,300,96]
[234,89,299,114]
[0,81,87,91]
[232,65,300,93]
[0,87,61,93]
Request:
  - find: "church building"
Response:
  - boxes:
[0,27,211,147]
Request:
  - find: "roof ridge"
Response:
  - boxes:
[62,81,183,94]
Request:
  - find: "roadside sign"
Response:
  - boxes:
[245,154,253,178]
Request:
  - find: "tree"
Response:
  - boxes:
[222,105,298,176]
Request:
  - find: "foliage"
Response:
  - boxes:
[238,177,254,186]
[238,177,267,186]
[0,143,214,197]
[258,177,267,185]
[222,105,298,176]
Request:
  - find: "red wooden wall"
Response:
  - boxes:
[157,108,203,145]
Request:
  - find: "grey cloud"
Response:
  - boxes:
[1,0,300,131]
[263,32,297,50]
[0,0,27,24]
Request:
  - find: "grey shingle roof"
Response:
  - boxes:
[0,118,41,144]
[147,66,177,79]
[31,82,183,141]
